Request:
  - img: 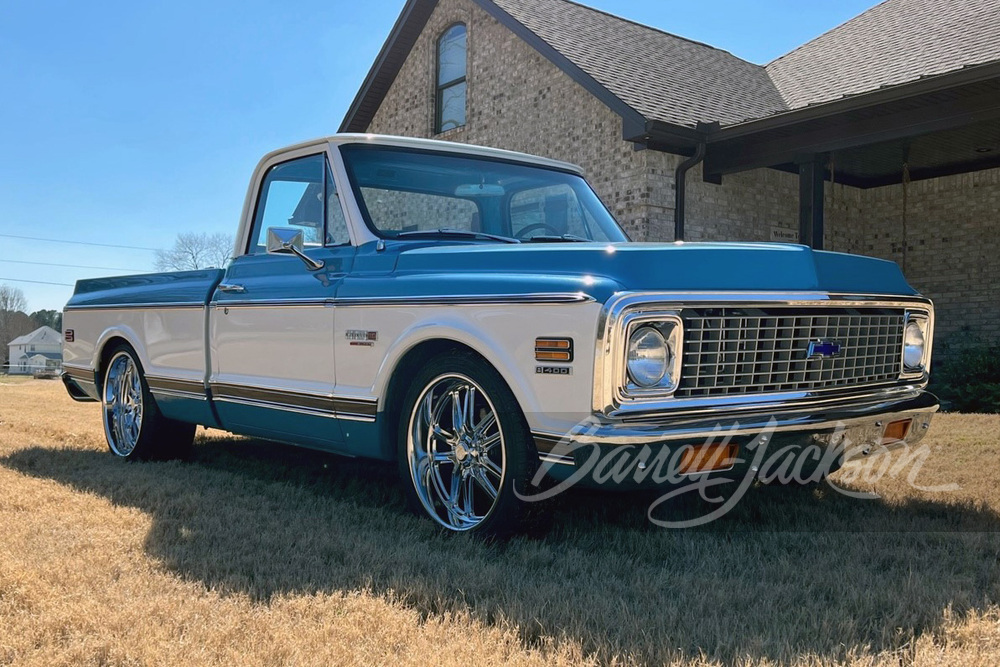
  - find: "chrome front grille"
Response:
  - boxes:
[677,307,904,398]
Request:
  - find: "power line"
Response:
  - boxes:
[0,233,159,251]
[0,277,74,287]
[0,259,145,272]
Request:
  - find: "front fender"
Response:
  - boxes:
[334,300,604,437]
[374,317,544,417]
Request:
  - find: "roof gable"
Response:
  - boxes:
[341,0,787,135]
[8,325,61,347]
[766,0,1000,110]
[490,0,788,128]
[343,0,1000,140]
[341,0,437,134]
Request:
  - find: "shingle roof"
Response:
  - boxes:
[490,0,789,128]
[765,0,1000,110]
[27,352,62,361]
[343,0,1000,136]
[7,326,61,347]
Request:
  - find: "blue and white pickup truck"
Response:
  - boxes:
[62,134,938,536]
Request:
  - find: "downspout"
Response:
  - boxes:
[674,143,706,241]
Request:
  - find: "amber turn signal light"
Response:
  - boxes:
[678,442,739,474]
[881,418,911,445]
[535,337,573,362]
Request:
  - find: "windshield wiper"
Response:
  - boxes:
[524,234,592,243]
[393,228,520,244]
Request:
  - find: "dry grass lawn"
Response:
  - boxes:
[1,379,999,666]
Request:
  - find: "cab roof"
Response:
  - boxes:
[259,133,585,176]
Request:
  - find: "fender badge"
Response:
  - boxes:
[536,365,572,375]
[346,329,378,342]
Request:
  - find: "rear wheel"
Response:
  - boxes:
[101,344,195,461]
[398,352,540,538]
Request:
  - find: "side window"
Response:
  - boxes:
[247,155,325,254]
[326,167,351,245]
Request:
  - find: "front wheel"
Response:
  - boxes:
[398,352,540,538]
[101,344,195,461]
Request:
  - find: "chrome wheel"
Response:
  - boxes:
[102,351,144,457]
[407,373,506,531]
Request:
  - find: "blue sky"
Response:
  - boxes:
[0,0,876,312]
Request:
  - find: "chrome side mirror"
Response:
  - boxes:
[266,227,325,271]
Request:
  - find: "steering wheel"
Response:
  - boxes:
[515,222,561,240]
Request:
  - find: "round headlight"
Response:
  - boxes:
[903,320,925,369]
[627,326,669,387]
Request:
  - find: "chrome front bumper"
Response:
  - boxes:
[533,390,939,467]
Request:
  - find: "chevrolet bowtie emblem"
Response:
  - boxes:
[807,340,842,358]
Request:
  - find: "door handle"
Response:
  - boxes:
[217,283,246,294]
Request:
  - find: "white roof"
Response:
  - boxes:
[8,325,61,347]
[256,133,585,176]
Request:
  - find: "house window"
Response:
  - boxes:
[435,23,466,133]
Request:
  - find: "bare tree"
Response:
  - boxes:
[155,232,233,271]
[0,284,28,315]
[1,284,32,371]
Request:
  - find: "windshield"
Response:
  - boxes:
[339,144,629,243]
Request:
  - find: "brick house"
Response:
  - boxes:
[341,0,1000,347]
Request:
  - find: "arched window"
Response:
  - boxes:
[435,23,466,133]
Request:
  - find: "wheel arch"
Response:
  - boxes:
[93,328,145,390]
[376,335,533,461]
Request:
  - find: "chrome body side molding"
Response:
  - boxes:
[209,382,378,422]
[146,376,208,401]
[66,293,594,312]
[209,292,595,309]
[64,302,207,311]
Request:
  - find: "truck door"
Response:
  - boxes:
[210,151,355,449]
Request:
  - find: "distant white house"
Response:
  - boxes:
[7,325,62,375]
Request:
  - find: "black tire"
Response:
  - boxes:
[396,350,541,539]
[100,343,195,461]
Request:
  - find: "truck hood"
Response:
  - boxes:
[385,242,916,300]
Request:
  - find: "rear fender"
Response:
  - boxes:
[92,324,146,386]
